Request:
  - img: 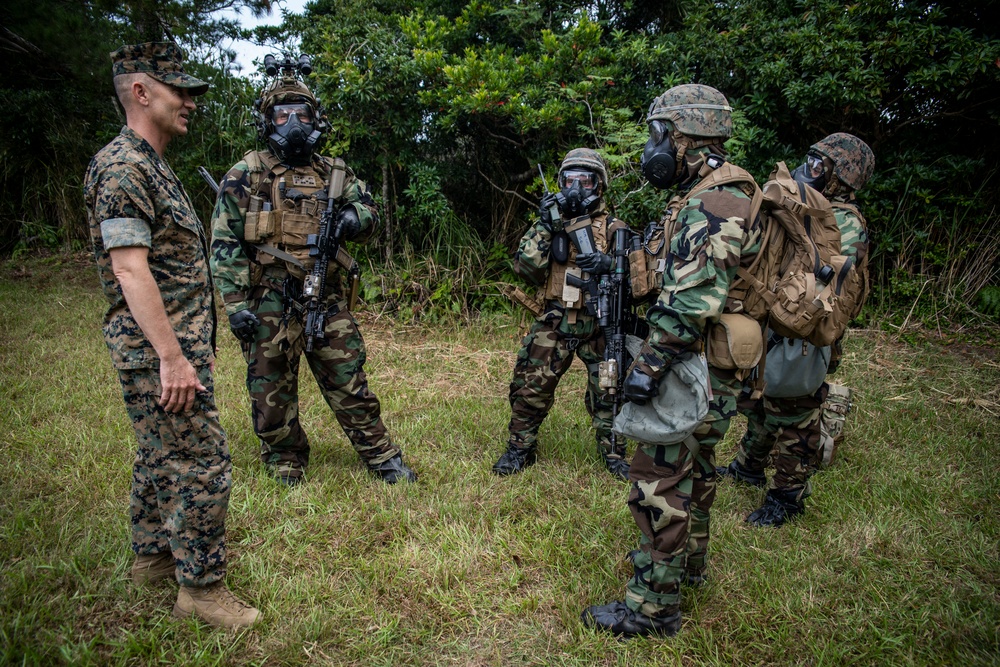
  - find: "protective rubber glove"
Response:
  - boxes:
[538,192,560,232]
[337,206,361,241]
[623,366,658,405]
[576,252,612,275]
[228,309,260,344]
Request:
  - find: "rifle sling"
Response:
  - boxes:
[254,243,356,272]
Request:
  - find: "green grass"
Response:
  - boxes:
[1,254,998,666]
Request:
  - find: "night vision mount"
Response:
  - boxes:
[263,53,313,78]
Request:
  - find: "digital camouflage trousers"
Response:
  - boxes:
[119,365,230,587]
[506,306,622,458]
[243,287,398,470]
[736,382,829,496]
[624,366,741,616]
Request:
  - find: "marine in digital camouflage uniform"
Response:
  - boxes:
[85,41,258,628]
[493,148,634,481]
[582,84,763,638]
[210,58,415,486]
[720,133,874,527]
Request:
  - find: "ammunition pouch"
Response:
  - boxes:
[707,313,763,380]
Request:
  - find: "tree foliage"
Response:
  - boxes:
[1,0,998,319]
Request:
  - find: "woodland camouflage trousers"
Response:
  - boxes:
[243,287,398,470]
[506,306,622,458]
[119,365,230,587]
[624,367,741,616]
[736,382,829,496]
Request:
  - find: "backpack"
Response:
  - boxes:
[733,162,863,347]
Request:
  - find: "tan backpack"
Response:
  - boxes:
[733,162,861,346]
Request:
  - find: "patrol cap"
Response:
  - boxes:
[110,41,209,96]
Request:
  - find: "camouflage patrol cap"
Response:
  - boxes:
[810,133,875,191]
[110,42,209,96]
[646,84,732,139]
[560,148,609,188]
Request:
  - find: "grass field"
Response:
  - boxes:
[1,254,998,666]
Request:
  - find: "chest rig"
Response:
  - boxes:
[241,150,354,295]
[544,211,611,315]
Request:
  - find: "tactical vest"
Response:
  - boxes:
[240,150,353,289]
[543,211,615,312]
[631,161,763,310]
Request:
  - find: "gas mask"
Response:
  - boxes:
[556,169,600,218]
[640,120,678,189]
[791,152,830,193]
[268,103,321,166]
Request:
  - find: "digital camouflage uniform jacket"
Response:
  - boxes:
[210,150,378,317]
[84,126,216,370]
[636,174,762,377]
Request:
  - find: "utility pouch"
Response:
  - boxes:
[763,336,830,398]
[768,271,834,341]
[707,313,763,379]
[551,231,570,264]
[818,383,852,468]
[281,213,317,280]
[629,248,653,299]
[245,196,263,242]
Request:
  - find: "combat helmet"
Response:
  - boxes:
[559,148,608,189]
[646,84,732,139]
[810,133,874,191]
[255,76,327,142]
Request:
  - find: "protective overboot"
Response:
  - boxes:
[715,459,767,488]
[581,600,681,638]
[491,444,537,476]
[369,453,418,484]
[270,463,303,487]
[603,454,630,481]
[173,582,261,629]
[746,488,805,527]
[131,552,175,585]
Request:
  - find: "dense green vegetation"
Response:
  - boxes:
[1,0,998,323]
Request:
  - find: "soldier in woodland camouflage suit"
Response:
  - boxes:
[719,133,874,527]
[85,42,258,628]
[582,84,763,638]
[210,61,415,486]
[493,148,633,480]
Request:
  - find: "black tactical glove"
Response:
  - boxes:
[623,366,658,405]
[538,192,560,232]
[577,252,612,275]
[228,309,260,344]
[337,206,361,241]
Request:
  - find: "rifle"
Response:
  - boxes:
[566,227,642,452]
[302,158,347,352]
[198,166,220,194]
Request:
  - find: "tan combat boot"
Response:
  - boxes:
[131,552,176,585]
[173,582,261,628]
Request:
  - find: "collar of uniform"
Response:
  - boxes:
[119,126,174,180]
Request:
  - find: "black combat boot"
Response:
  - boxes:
[746,488,805,527]
[491,444,537,476]
[603,454,630,481]
[684,567,707,587]
[715,459,767,488]
[369,453,418,484]
[271,463,304,487]
[581,600,682,638]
